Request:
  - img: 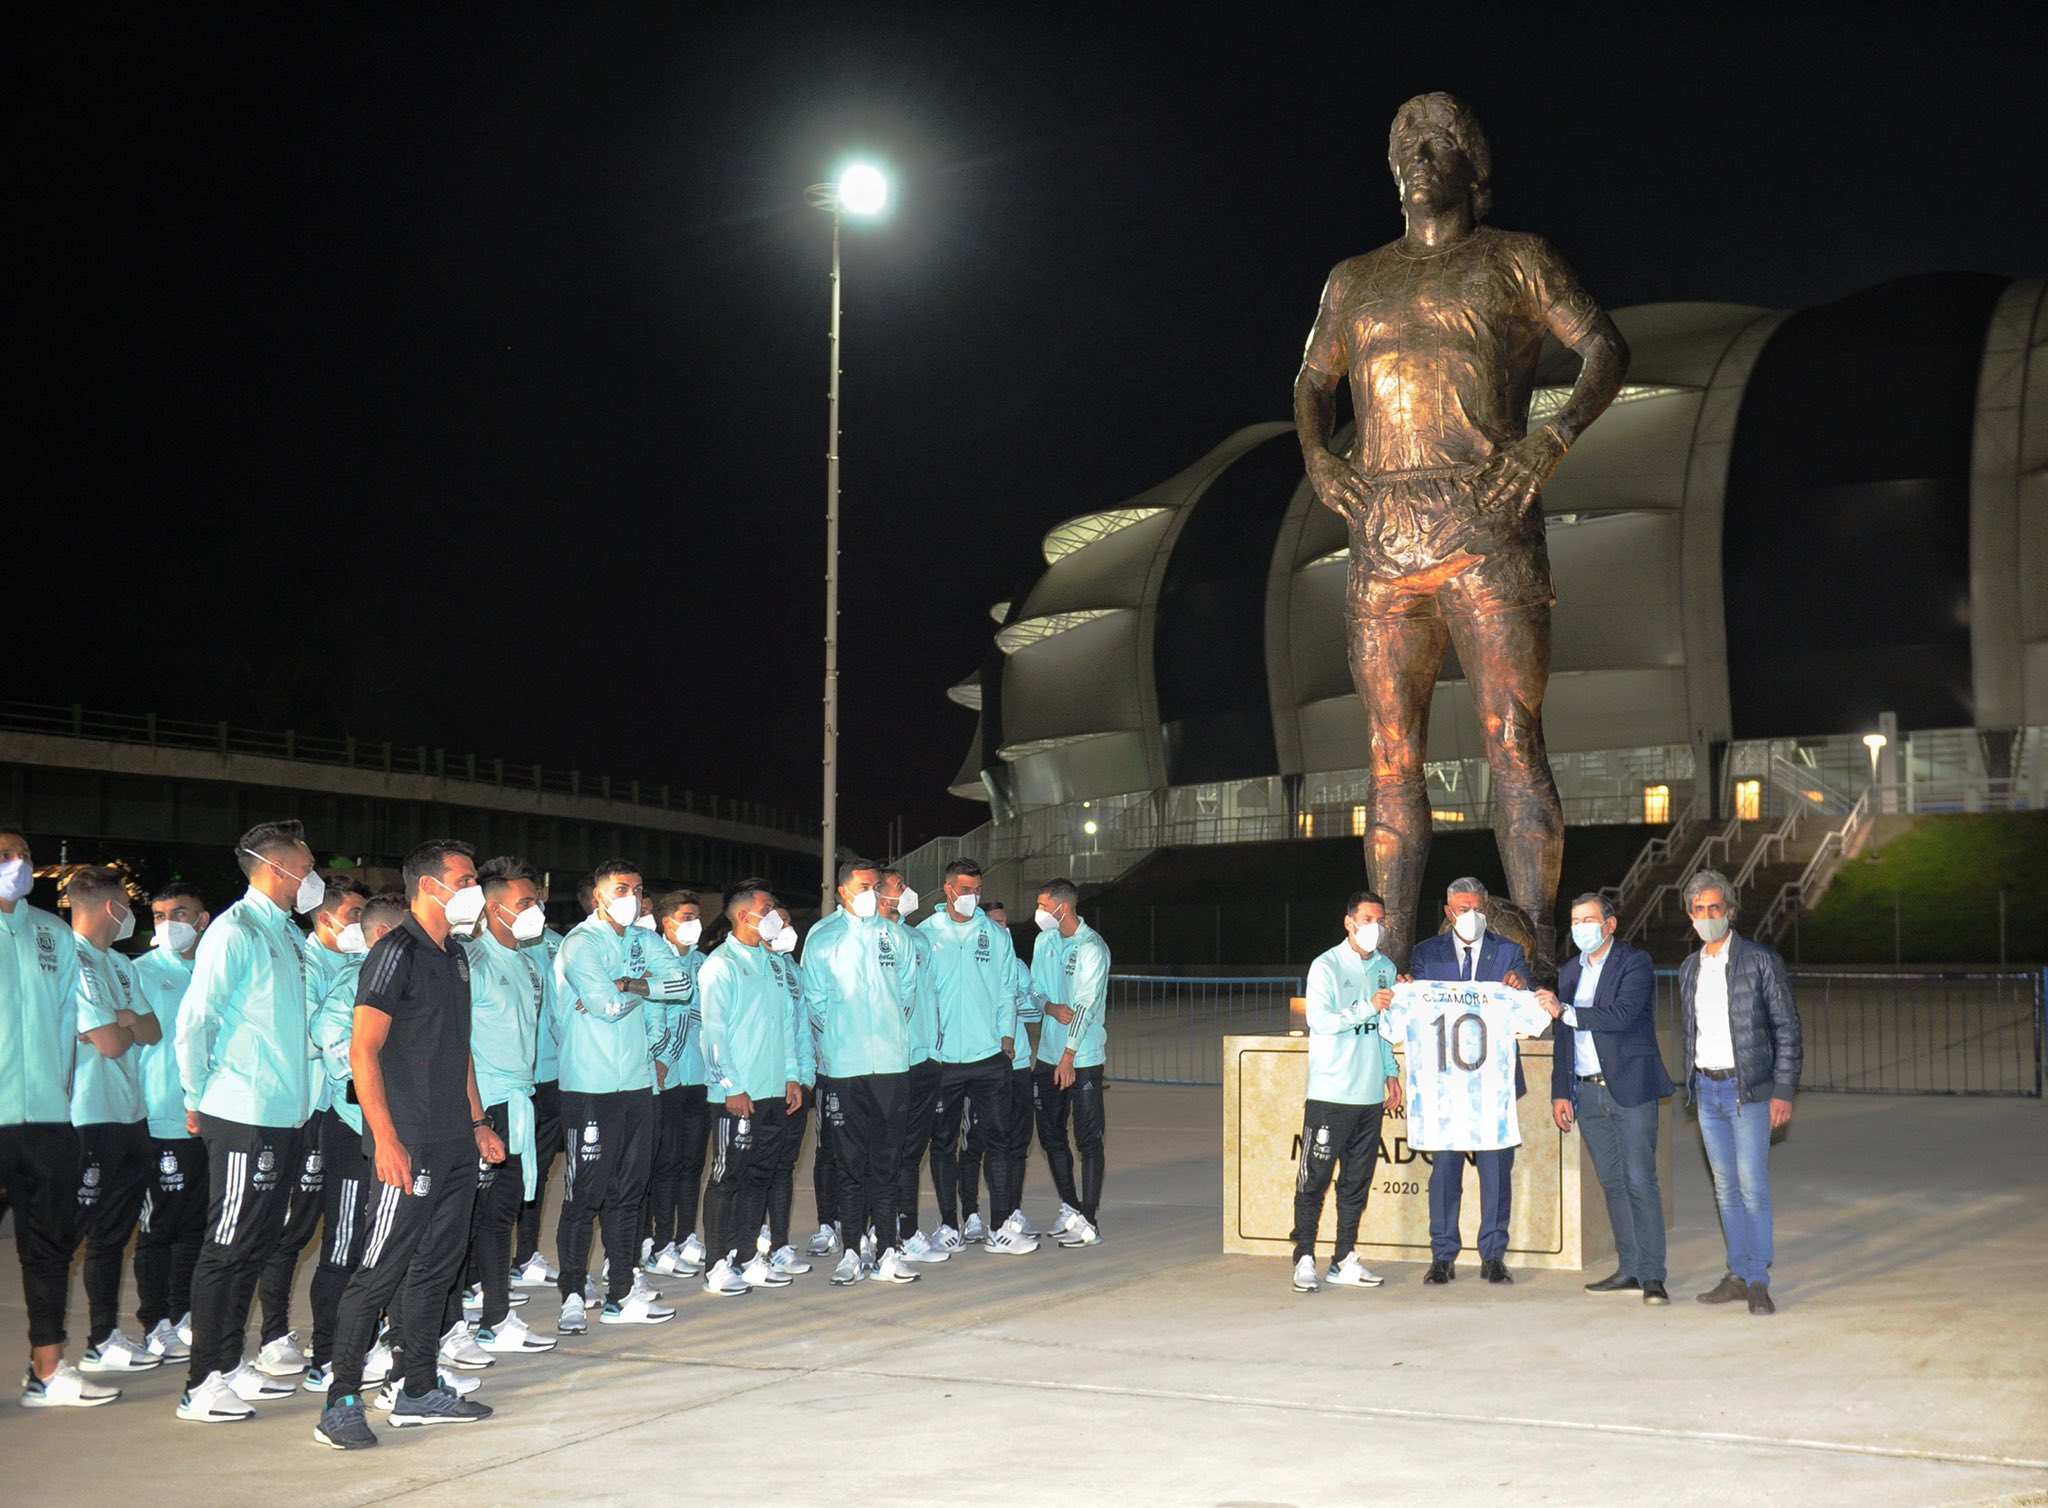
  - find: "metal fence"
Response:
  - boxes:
[1102,966,2045,1096]
[1103,974,1302,1085]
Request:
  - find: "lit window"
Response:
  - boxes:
[1643,784,1672,825]
[1351,804,1369,837]
[1734,779,1761,822]
[1298,812,1315,839]
[1430,810,1468,824]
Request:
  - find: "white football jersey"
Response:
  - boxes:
[1382,980,1551,1151]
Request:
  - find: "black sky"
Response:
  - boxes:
[14,7,2043,855]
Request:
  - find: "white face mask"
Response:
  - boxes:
[632,913,657,931]
[155,919,199,955]
[604,893,640,928]
[510,905,547,943]
[1571,920,1608,954]
[950,890,980,918]
[1693,915,1731,943]
[248,850,324,915]
[756,910,787,944]
[335,921,368,954]
[111,904,136,944]
[892,886,919,918]
[1351,920,1382,955]
[770,926,797,954]
[671,917,703,948]
[443,884,487,935]
[848,889,878,920]
[1451,907,1487,944]
[0,857,32,902]
[1034,906,1060,933]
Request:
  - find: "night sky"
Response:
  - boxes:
[15,9,2041,856]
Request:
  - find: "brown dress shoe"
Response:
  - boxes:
[1746,1283,1775,1315]
[1696,1273,1749,1304]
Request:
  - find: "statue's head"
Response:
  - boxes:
[1387,92,1491,224]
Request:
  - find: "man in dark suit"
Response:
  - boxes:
[1407,877,1529,1285]
[1535,893,1674,1304]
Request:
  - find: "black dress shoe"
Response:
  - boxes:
[1746,1283,1775,1315]
[1424,1259,1454,1284]
[1479,1258,1512,1284]
[1696,1273,1748,1305]
[1642,1281,1669,1305]
[1584,1271,1640,1294]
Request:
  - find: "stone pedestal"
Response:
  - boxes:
[1222,1032,1674,1269]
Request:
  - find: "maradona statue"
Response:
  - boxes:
[1294,92,1630,977]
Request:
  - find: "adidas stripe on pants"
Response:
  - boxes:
[185,1116,302,1390]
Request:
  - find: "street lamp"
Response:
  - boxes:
[1863,731,1887,786]
[807,162,890,912]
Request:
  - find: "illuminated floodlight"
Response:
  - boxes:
[836,163,889,216]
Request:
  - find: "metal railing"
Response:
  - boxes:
[1102,973,1302,1085]
[1754,787,1873,947]
[0,698,814,836]
[1622,814,1740,945]
[1603,792,1703,917]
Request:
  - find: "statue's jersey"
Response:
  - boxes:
[1304,226,1599,479]
[1380,980,1551,1152]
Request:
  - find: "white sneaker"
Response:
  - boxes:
[1050,1202,1080,1236]
[649,1241,684,1275]
[557,1293,587,1336]
[226,1358,296,1401]
[757,1222,774,1257]
[438,1322,495,1372]
[770,1245,813,1276]
[933,1224,966,1253]
[1010,1208,1041,1239]
[174,1369,250,1422]
[477,1312,558,1353]
[900,1230,950,1264]
[678,1232,708,1271]
[1326,1253,1385,1288]
[302,1363,333,1393]
[362,1339,395,1384]
[511,1251,557,1287]
[872,1248,921,1285]
[1293,1255,1320,1292]
[145,1318,192,1361]
[1056,1215,1101,1248]
[640,1236,655,1268]
[176,1311,193,1347]
[374,1369,479,1409]
[584,1273,600,1303]
[460,1283,524,1311]
[807,1223,843,1257]
[601,1290,677,1324]
[81,1328,162,1373]
[254,1330,308,1376]
[701,1258,750,1297]
[830,1249,865,1286]
[986,1216,1040,1255]
[740,1254,793,1289]
[961,1212,988,1244]
[23,1360,122,1409]
[858,1227,878,1265]
[630,1268,663,1303]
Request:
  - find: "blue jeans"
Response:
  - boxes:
[1575,1079,1666,1282]
[1695,1075,1773,1284]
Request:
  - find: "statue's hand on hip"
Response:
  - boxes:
[1474,429,1567,519]
[1306,451,1370,518]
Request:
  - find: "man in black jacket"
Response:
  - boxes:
[1677,869,1801,1315]
[1536,895,1674,1304]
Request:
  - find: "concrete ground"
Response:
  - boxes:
[4,1086,2045,1507]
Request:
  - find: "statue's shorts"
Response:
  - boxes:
[1344,465,1554,620]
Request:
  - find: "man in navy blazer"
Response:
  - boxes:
[1536,893,1675,1305]
[1407,877,1529,1285]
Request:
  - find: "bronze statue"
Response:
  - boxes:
[1293,93,1630,978]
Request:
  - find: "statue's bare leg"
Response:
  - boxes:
[1349,610,1448,969]
[1445,602,1564,978]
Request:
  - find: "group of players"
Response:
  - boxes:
[0,820,1111,1448]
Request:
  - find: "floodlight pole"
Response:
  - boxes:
[821,202,844,913]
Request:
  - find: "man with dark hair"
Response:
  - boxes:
[920,859,1035,1255]
[957,901,1045,1242]
[550,859,689,1329]
[315,840,501,1449]
[462,856,557,1355]
[1535,893,1674,1305]
[801,859,921,1285]
[1290,890,1401,1293]
[1030,878,1111,1247]
[646,890,711,1278]
[762,902,816,1275]
[513,873,566,1289]
[253,872,370,1380]
[303,892,407,1394]
[2,827,115,1407]
[696,881,802,1295]
[132,885,212,1362]
[175,819,323,1422]
[878,869,949,1267]
[68,867,165,1373]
